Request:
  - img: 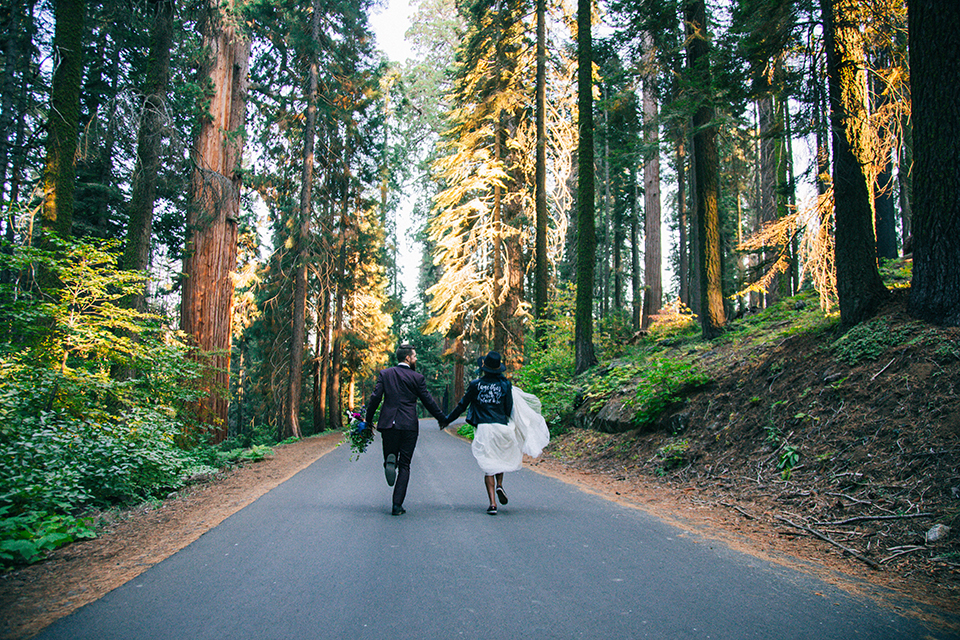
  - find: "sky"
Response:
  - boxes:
[369,0,421,304]
[369,0,415,65]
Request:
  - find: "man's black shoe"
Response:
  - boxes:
[392,504,406,516]
[384,453,397,487]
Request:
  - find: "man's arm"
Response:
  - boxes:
[415,375,447,425]
[365,372,385,425]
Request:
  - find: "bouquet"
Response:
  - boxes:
[344,410,374,460]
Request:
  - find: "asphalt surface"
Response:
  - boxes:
[35,420,956,639]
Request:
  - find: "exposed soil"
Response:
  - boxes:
[1,291,958,638]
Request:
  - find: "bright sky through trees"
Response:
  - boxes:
[370,0,414,62]
[370,0,420,302]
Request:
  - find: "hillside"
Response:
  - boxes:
[544,286,960,615]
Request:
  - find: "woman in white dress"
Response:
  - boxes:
[445,352,550,514]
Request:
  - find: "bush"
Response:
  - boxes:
[832,317,915,365]
[0,237,214,567]
[627,357,711,428]
[516,286,578,432]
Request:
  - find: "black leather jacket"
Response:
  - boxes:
[447,373,513,426]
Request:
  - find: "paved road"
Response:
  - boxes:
[36,421,956,639]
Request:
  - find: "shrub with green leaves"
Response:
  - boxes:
[629,358,710,428]
[515,285,577,429]
[0,507,97,566]
[657,438,690,471]
[0,237,214,566]
[832,317,915,365]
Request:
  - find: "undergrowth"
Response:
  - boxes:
[0,238,272,571]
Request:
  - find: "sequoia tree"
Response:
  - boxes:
[180,0,251,442]
[684,0,726,339]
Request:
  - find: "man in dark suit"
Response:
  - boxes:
[364,344,448,515]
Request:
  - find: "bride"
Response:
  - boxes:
[445,352,550,515]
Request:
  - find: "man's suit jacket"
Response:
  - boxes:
[365,364,445,431]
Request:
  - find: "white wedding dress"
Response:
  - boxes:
[471,387,550,475]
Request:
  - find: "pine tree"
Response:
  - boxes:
[820,0,888,326]
[908,0,960,326]
[574,0,597,373]
[41,0,85,240]
[427,0,535,369]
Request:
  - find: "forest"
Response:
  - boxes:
[0,0,958,571]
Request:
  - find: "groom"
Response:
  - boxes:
[364,344,448,515]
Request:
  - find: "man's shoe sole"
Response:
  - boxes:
[384,454,397,487]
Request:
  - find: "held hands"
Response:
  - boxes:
[438,417,450,430]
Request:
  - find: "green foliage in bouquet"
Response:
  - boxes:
[344,412,374,460]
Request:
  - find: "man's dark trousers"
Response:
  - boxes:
[381,428,418,507]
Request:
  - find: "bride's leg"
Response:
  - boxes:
[485,474,497,507]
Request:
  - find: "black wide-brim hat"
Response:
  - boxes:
[481,351,506,373]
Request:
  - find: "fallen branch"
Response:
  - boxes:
[720,502,755,520]
[824,492,874,507]
[815,513,934,527]
[776,516,880,570]
[871,358,896,381]
[880,546,926,564]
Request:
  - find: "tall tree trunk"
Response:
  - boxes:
[783,103,799,295]
[1,0,35,284]
[0,0,21,200]
[123,0,173,297]
[312,307,321,435]
[820,0,888,326]
[574,0,596,374]
[685,0,725,338]
[813,54,830,197]
[687,128,701,318]
[330,155,351,433]
[631,176,641,330]
[897,114,912,246]
[676,138,689,308]
[41,0,85,240]
[757,95,779,306]
[283,0,320,441]
[534,0,548,338]
[493,119,505,353]
[908,0,960,326]
[4,0,34,213]
[641,36,662,330]
[505,233,524,370]
[603,93,614,318]
[874,149,897,260]
[181,0,251,443]
[315,289,330,433]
